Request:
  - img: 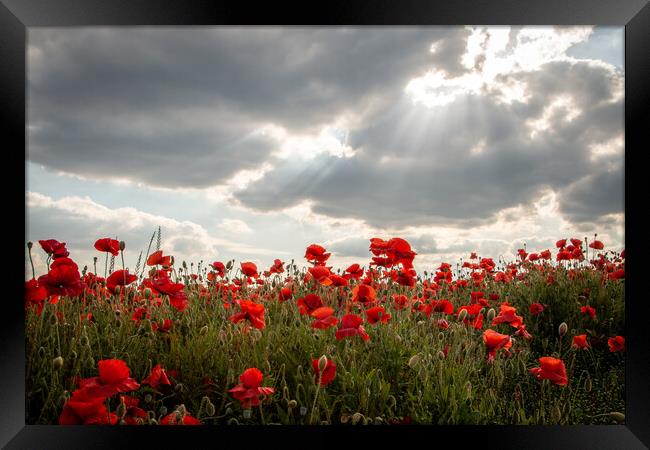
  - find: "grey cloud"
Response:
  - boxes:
[234,55,623,228]
[29,27,470,188]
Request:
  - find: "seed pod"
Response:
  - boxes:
[144,394,153,403]
[52,356,64,370]
[437,332,445,341]
[351,412,363,425]
[287,400,297,409]
[176,404,187,419]
[27,241,33,249]
[408,354,421,369]
[318,355,328,372]
[609,412,625,423]
[551,404,562,423]
[227,418,239,425]
[116,399,127,419]
[80,335,89,347]
[340,413,350,424]
[143,288,152,299]
[49,314,58,326]
[558,322,568,336]
[437,350,446,360]
[175,383,184,393]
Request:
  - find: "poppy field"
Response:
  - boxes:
[24,234,625,425]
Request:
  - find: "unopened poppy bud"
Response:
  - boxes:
[609,412,625,423]
[58,393,68,408]
[177,404,187,419]
[199,325,209,335]
[175,383,184,393]
[116,399,127,419]
[487,308,496,322]
[374,417,384,425]
[287,400,297,409]
[182,261,187,269]
[243,409,252,419]
[559,322,568,336]
[408,354,421,369]
[205,400,216,416]
[52,356,64,370]
[340,413,350,424]
[584,377,592,392]
[416,320,425,326]
[226,260,234,270]
[318,355,328,372]
[119,241,126,251]
[225,407,233,415]
[144,394,153,403]
[438,332,445,341]
[352,412,363,425]
[458,309,469,321]
[437,350,446,360]
[49,314,58,326]
[169,256,175,266]
[27,241,33,249]
[143,288,152,299]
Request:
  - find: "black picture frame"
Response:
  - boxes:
[2,0,648,448]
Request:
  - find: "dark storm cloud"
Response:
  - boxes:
[29,27,470,188]
[234,54,624,228]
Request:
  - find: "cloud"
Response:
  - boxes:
[28,27,470,189]
[218,218,253,234]
[233,27,624,229]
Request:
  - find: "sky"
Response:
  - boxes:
[26,26,624,278]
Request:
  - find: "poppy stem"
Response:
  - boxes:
[310,374,323,424]
[258,403,265,425]
[28,244,36,280]
[104,253,108,279]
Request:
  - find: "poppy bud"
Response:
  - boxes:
[408,354,421,369]
[27,241,33,249]
[243,409,252,419]
[416,320,425,326]
[182,261,187,269]
[52,356,64,370]
[116,399,127,419]
[551,404,562,423]
[169,256,175,266]
[143,288,152,299]
[287,400,297,409]
[144,394,153,403]
[225,407,233,415]
[318,355,328,372]
[584,377,592,392]
[458,309,469,322]
[205,399,216,416]
[340,413,351,424]
[175,383,184,393]
[374,417,384,425]
[352,412,363,425]
[119,241,126,251]
[200,325,209,335]
[177,404,187,419]
[609,412,625,423]
[226,260,234,270]
[559,322,568,336]
[487,308,496,322]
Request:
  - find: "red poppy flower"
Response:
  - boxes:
[351,284,377,305]
[529,302,545,315]
[589,240,604,250]
[228,368,275,408]
[106,270,138,294]
[210,261,226,277]
[78,359,140,398]
[143,272,188,312]
[580,305,596,320]
[268,259,285,274]
[555,239,567,248]
[344,263,364,279]
[147,250,173,267]
[492,304,524,328]
[312,358,337,386]
[25,279,48,311]
[570,238,583,248]
[608,335,625,352]
[279,287,293,302]
[160,412,202,425]
[431,299,454,315]
[308,265,333,286]
[366,306,391,325]
[540,249,552,260]
[483,329,512,362]
[305,244,331,265]
[142,364,172,390]
[516,324,533,340]
[393,294,409,310]
[94,238,120,256]
[152,319,173,333]
[58,389,117,425]
[335,314,370,341]
[229,300,265,330]
[38,262,84,298]
[390,268,417,287]
[297,294,324,315]
[240,262,259,278]
[572,334,590,350]
[121,396,148,425]
[529,357,568,386]
[39,239,70,259]
[437,319,449,330]
[310,306,339,329]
